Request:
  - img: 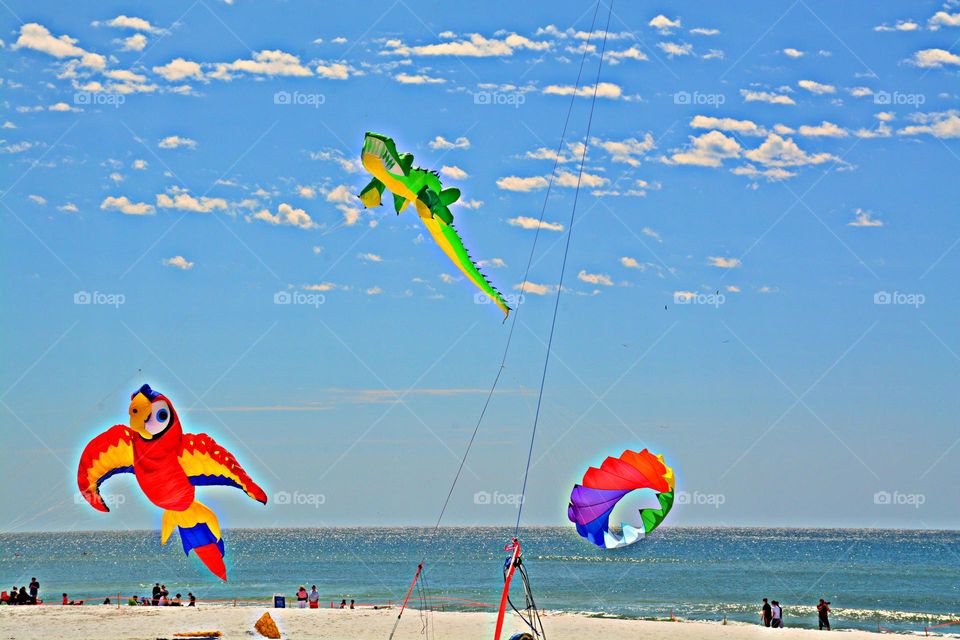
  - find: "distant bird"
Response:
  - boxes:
[77,384,267,580]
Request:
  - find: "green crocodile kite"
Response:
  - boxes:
[357,132,511,318]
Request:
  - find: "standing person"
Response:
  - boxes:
[188,592,196,607]
[152,583,161,606]
[29,578,39,604]
[296,586,308,608]
[817,599,831,630]
[339,599,346,609]
[349,599,355,610]
[771,600,783,628]
[308,586,320,609]
[761,598,772,627]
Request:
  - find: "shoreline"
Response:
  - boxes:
[1,606,954,640]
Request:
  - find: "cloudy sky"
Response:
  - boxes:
[2,0,959,532]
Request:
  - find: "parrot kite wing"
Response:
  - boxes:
[567,449,675,549]
[77,424,135,513]
[179,433,268,504]
[357,131,511,317]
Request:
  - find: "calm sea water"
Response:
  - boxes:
[1,527,957,634]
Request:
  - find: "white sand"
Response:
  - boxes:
[0,605,917,640]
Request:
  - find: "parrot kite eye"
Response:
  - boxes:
[145,400,172,435]
[157,408,169,422]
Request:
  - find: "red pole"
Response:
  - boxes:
[493,539,522,640]
[388,563,423,640]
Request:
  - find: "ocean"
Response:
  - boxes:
[1,527,957,634]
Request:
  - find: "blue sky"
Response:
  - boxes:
[1,1,959,533]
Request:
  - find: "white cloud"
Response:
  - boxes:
[649,14,681,34]
[28,194,46,205]
[666,131,741,167]
[358,252,382,262]
[911,48,960,68]
[315,61,351,80]
[325,184,355,203]
[102,15,161,33]
[156,188,227,213]
[508,216,564,231]
[133,159,147,170]
[58,202,78,213]
[740,89,795,105]
[210,50,313,80]
[690,115,767,136]
[657,42,693,57]
[929,11,960,30]
[543,82,622,99]
[478,258,506,268]
[109,172,123,182]
[642,227,662,243]
[163,255,195,270]
[708,256,741,269]
[513,281,556,296]
[298,186,316,199]
[607,46,648,63]
[592,134,655,165]
[48,102,77,112]
[797,121,848,137]
[783,48,805,58]
[158,135,197,150]
[731,165,796,181]
[690,27,719,36]
[153,58,204,82]
[366,286,383,295]
[726,285,741,293]
[429,135,470,150]
[848,208,883,227]
[874,20,920,32]
[798,79,836,95]
[848,86,872,97]
[620,257,641,268]
[253,202,315,229]
[385,32,550,57]
[577,270,613,286]
[122,34,147,52]
[395,72,445,84]
[440,165,468,180]
[497,176,549,192]
[897,110,960,138]
[100,195,155,215]
[555,170,608,188]
[744,134,841,167]
[13,23,105,69]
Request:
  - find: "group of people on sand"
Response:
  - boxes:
[132,583,195,607]
[2,578,40,605]
[760,597,831,630]
[292,585,356,610]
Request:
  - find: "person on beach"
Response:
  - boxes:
[350,599,355,610]
[761,598,772,626]
[18,587,31,605]
[308,586,320,609]
[29,578,39,604]
[152,583,161,606]
[339,599,346,609]
[771,600,783,628]
[297,586,308,608]
[817,599,831,630]
[172,593,182,606]
[188,592,196,607]
[6,586,17,605]
[161,584,169,601]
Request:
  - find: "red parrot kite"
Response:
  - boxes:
[77,384,267,580]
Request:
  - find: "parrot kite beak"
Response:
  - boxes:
[129,392,153,439]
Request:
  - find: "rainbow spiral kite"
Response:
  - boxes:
[567,449,675,549]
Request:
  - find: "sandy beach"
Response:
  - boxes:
[0,605,925,640]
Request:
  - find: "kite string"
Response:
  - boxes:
[428,0,605,536]
[514,0,614,536]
